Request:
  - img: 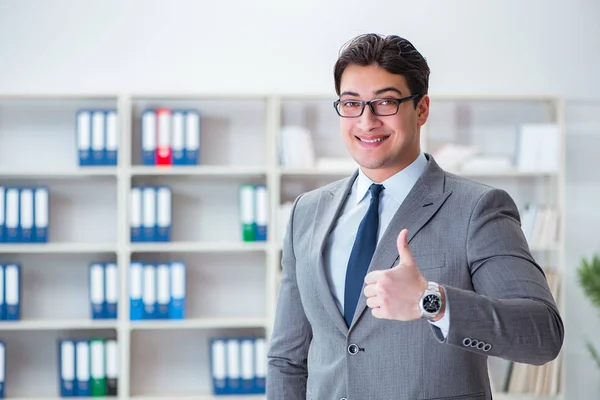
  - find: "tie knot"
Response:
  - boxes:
[369,183,384,199]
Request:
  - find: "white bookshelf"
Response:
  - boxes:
[0,93,568,400]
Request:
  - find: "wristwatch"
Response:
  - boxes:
[419,281,443,320]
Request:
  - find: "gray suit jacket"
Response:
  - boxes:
[267,154,564,400]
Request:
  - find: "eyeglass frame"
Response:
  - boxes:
[333,93,423,118]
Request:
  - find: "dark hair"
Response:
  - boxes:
[333,33,430,106]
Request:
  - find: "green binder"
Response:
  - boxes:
[90,339,106,396]
[239,184,256,242]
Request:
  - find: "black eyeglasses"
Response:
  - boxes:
[333,93,421,118]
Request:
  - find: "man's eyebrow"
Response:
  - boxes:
[339,91,360,97]
[374,87,403,96]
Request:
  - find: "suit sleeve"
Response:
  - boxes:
[267,194,312,399]
[431,188,564,365]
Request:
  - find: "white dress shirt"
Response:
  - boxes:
[323,152,450,337]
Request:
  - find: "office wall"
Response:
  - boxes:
[0,0,599,397]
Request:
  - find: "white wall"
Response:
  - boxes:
[1,0,600,397]
[0,0,599,97]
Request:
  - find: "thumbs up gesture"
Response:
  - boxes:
[364,229,439,321]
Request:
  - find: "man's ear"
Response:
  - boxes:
[417,94,430,126]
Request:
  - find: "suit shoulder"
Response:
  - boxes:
[443,171,511,203]
[295,175,352,207]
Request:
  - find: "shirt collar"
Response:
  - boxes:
[355,152,428,205]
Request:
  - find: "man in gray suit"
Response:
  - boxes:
[267,33,564,400]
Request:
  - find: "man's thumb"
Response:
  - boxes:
[397,229,414,265]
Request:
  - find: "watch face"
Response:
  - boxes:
[423,294,441,313]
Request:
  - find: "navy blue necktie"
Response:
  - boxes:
[344,183,384,327]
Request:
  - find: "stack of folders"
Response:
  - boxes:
[0,186,49,243]
[0,341,4,398]
[0,264,21,321]
[141,108,200,166]
[88,263,118,319]
[130,186,172,242]
[76,109,119,166]
[58,338,118,397]
[211,337,267,395]
[129,261,185,320]
[238,184,268,242]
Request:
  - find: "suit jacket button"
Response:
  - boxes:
[462,338,472,347]
[340,398,348,400]
[348,344,359,355]
[483,343,492,352]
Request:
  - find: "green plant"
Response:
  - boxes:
[577,254,600,369]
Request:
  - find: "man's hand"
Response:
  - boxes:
[363,229,431,321]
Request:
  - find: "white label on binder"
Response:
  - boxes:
[239,185,255,224]
[157,264,170,305]
[76,341,90,381]
[77,111,91,150]
[0,266,4,309]
[20,188,33,230]
[142,111,156,151]
[5,188,18,230]
[255,185,268,225]
[172,111,185,151]
[227,339,240,379]
[92,111,105,151]
[241,339,254,380]
[61,341,75,381]
[130,188,141,229]
[105,340,119,378]
[157,111,171,147]
[157,187,171,228]
[0,342,5,382]
[186,111,200,150]
[170,262,185,298]
[35,188,49,228]
[0,186,5,227]
[90,341,105,378]
[130,262,143,299]
[105,263,118,303]
[90,263,104,304]
[255,338,267,377]
[5,264,19,305]
[106,111,118,151]
[142,187,156,228]
[142,264,156,305]
[212,340,226,380]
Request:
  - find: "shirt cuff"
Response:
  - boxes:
[428,295,450,338]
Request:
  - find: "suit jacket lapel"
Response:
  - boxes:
[312,171,358,334]
[350,156,452,328]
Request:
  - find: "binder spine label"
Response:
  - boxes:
[156,264,170,319]
[19,188,34,242]
[239,185,255,242]
[5,188,20,243]
[142,110,157,165]
[142,264,157,319]
[172,110,186,165]
[75,341,91,396]
[105,110,118,166]
[129,262,143,320]
[105,263,118,319]
[90,263,105,319]
[5,264,19,320]
[91,110,106,165]
[60,340,76,397]
[169,261,186,320]
[156,108,172,165]
[142,187,157,242]
[34,187,49,243]
[254,185,268,241]
[185,110,200,165]
[130,187,142,242]
[77,110,92,166]
[156,187,171,242]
